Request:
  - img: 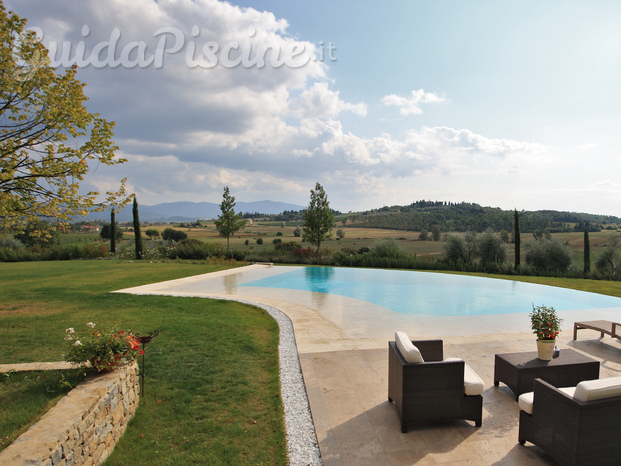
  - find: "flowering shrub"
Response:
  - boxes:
[63,322,143,371]
[529,305,563,340]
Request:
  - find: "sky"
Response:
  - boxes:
[8,0,621,215]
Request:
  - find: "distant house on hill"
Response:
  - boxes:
[247,219,254,226]
[82,225,100,232]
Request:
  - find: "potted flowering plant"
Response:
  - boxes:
[529,305,563,360]
[64,322,143,372]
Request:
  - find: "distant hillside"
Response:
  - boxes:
[82,200,305,223]
[349,201,621,233]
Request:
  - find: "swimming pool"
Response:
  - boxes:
[241,267,621,318]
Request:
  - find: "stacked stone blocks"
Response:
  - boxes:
[0,361,140,466]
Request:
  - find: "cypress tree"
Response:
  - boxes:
[132,197,143,260]
[110,210,116,254]
[584,227,590,274]
[514,209,521,270]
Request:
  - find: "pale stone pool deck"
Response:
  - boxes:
[115,264,621,465]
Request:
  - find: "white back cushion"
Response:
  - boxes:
[394,331,424,363]
[574,376,621,402]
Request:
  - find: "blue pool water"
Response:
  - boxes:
[240,267,621,317]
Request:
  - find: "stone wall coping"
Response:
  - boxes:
[0,362,139,466]
[0,361,82,373]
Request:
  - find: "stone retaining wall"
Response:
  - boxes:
[0,361,139,466]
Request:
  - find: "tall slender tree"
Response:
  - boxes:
[583,227,590,274]
[132,197,143,260]
[514,209,521,270]
[214,187,247,258]
[303,182,334,265]
[110,210,116,254]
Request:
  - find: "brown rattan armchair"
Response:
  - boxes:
[388,339,483,433]
[519,378,621,466]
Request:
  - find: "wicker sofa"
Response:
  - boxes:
[388,336,484,433]
[518,377,621,466]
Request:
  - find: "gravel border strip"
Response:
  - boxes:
[204,296,323,466]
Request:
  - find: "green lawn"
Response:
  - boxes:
[0,260,287,465]
[3,259,621,465]
[0,369,86,451]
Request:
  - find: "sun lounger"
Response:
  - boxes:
[573,320,621,340]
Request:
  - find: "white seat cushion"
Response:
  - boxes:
[394,331,424,363]
[518,387,576,414]
[445,358,485,396]
[574,376,621,402]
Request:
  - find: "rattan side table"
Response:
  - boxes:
[494,349,599,400]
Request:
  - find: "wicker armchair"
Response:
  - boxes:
[519,378,621,466]
[388,339,483,433]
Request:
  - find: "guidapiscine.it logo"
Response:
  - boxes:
[26,24,336,69]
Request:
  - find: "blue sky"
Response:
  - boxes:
[9,0,621,215]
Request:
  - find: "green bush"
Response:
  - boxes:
[180,238,204,247]
[166,242,224,260]
[443,234,469,263]
[273,238,282,245]
[371,238,407,259]
[477,229,507,265]
[256,238,263,245]
[100,224,123,241]
[0,237,24,250]
[162,228,188,242]
[15,220,61,248]
[274,241,298,253]
[525,238,572,272]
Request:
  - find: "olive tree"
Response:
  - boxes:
[145,229,160,240]
[595,240,619,278]
[443,234,469,263]
[302,182,334,265]
[477,229,507,265]
[525,238,572,273]
[162,228,187,242]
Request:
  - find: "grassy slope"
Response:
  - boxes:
[0,261,286,465]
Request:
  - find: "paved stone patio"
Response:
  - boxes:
[115,264,621,465]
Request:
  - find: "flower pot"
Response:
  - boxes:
[90,353,122,372]
[537,339,555,361]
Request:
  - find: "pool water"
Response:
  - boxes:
[240,267,621,318]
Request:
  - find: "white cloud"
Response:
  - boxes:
[13,0,615,215]
[289,82,367,119]
[381,89,445,115]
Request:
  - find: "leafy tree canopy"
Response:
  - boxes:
[214,186,246,256]
[162,228,187,242]
[0,4,129,231]
[302,182,334,264]
[14,219,60,247]
[100,223,123,241]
